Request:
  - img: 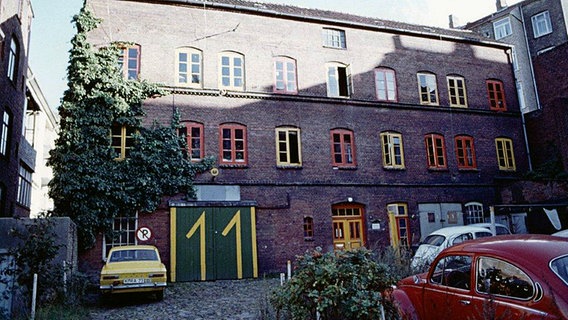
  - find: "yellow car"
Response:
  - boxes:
[100,245,167,300]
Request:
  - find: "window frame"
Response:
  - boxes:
[454,135,477,169]
[118,44,141,80]
[387,203,410,248]
[111,124,135,160]
[493,17,512,40]
[531,11,552,38]
[303,216,314,240]
[447,75,468,108]
[179,121,204,162]
[176,47,202,88]
[276,126,302,167]
[417,72,439,105]
[1,110,11,157]
[425,134,447,169]
[465,202,484,225]
[326,62,352,98]
[330,129,356,168]
[487,79,507,111]
[103,213,138,261]
[380,131,405,169]
[219,51,245,91]
[7,37,18,83]
[219,123,247,166]
[17,164,32,208]
[375,67,397,102]
[322,28,346,49]
[273,56,298,94]
[495,137,516,171]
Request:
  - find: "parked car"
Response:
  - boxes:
[411,226,493,271]
[100,245,167,300]
[552,229,568,238]
[391,235,568,320]
[469,222,512,235]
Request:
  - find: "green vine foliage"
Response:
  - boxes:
[48,5,214,251]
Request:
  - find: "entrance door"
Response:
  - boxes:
[332,204,365,251]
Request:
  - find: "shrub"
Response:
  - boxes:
[271,247,398,320]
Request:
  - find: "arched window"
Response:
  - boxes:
[176,47,202,87]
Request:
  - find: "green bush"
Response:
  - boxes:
[271,247,399,320]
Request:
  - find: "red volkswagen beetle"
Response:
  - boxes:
[391,234,568,319]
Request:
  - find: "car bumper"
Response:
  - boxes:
[100,282,167,293]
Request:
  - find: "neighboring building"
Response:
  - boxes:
[0,0,36,218]
[81,0,530,280]
[465,0,568,114]
[465,0,568,235]
[25,68,59,217]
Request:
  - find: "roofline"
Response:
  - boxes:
[120,0,513,50]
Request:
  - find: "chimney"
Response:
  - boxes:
[449,14,455,29]
[496,0,508,11]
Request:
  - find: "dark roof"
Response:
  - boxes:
[128,0,510,48]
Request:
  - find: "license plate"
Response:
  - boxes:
[123,278,144,284]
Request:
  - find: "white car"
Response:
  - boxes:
[411,225,493,271]
[552,229,568,237]
[468,222,512,235]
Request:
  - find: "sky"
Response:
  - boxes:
[28,0,521,110]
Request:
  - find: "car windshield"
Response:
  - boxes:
[109,249,158,262]
[423,234,446,246]
[550,255,568,285]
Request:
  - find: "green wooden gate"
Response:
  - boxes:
[170,206,258,281]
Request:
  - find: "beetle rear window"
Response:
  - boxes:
[550,255,568,285]
[423,234,446,246]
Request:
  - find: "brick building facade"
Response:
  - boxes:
[81,0,529,279]
[0,0,35,218]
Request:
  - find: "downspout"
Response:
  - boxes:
[520,5,542,111]
[518,5,535,171]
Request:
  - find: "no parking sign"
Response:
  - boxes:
[136,226,153,242]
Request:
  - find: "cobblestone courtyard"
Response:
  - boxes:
[88,278,281,320]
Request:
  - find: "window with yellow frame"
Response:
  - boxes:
[387,203,410,248]
[495,137,516,171]
[111,124,135,160]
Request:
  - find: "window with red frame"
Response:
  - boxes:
[487,80,507,111]
[119,44,140,80]
[330,129,356,167]
[179,122,204,161]
[425,134,447,169]
[219,124,247,165]
[274,56,297,94]
[455,135,477,169]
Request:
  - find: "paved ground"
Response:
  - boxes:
[88,278,281,320]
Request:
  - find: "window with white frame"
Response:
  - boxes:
[493,17,512,40]
[326,62,352,98]
[322,28,346,49]
[104,213,138,259]
[465,202,484,224]
[375,68,397,102]
[1,110,10,157]
[219,51,245,91]
[274,56,297,94]
[176,47,202,87]
[532,11,552,38]
[7,38,18,82]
